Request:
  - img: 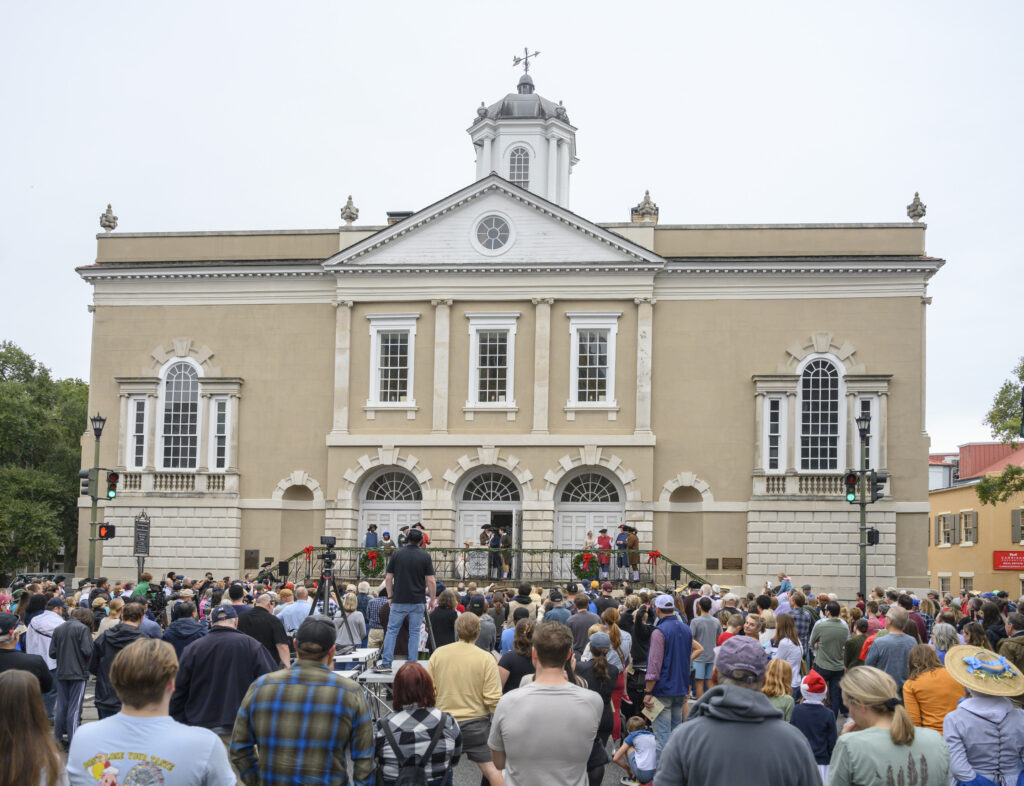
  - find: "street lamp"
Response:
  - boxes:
[87,412,106,579]
[855,410,871,601]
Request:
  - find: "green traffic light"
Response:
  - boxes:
[846,490,857,502]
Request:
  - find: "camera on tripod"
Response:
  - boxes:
[319,535,337,576]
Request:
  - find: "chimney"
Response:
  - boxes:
[386,211,414,226]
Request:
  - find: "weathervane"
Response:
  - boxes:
[512,48,540,74]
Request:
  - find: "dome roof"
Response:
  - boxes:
[475,74,570,123]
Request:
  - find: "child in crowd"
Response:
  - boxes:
[717,614,743,645]
[612,715,657,786]
[761,658,794,721]
[790,671,837,783]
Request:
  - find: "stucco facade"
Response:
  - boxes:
[75,77,942,597]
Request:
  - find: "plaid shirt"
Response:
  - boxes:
[231,660,374,786]
[790,607,814,654]
[375,706,462,782]
[366,596,388,630]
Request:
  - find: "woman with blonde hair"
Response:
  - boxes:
[901,644,964,732]
[828,666,949,783]
[334,592,366,649]
[96,597,125,637]
[759,610,777,647]
[761,658,794,721]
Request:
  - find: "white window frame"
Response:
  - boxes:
[466,312,519,409]
[157,357,203,472]
[857,395,879,470]
[762,395,787,473]
[959,509,977,546]
[960,575,974,593]
[508,145,530,189]
[796,353,846,474]
[208,396,230,472]
[366,314,419,409]
[938,512,954,546]
[566,312,620,409]
[939,576,951,594]
[126,396,148,471]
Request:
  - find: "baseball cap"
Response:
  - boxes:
[565,582,578,594]
[589,631,612,649]
[469,594,487,612]
[210,605,238,623]
[0,612,26,642]
[601,582,613,592]
[654,594,676,610]
[296,615,336,652]
[801,584,812,591]
[46,597,66,609]
[715,635,768,683]
[549,591,562,602]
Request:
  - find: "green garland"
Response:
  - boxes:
[572,551,599,581]
[359,549,385,577]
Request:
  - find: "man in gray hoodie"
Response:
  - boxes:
[654,635,819,785]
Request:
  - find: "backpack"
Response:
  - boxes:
[381,714,447,786]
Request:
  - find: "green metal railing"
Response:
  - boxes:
[260,546,706,591]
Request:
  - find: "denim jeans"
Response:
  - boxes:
[380,602,424,666]
[42,668,57,720]
[653,695,687,754]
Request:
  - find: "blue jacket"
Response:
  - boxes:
[365,531,378,548]
[162,617,207,658]
[652,615,693,697]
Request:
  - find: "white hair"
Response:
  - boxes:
[700,584,712,596]
[357,581,370,594]
[828,593,838,601]
[723,593,739,605]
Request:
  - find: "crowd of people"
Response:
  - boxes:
[4,551,1024,784]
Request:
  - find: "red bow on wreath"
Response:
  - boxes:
[647,550,661,566]
[581,553,593,572]
[367,550,378,569]
[302,545,314,561]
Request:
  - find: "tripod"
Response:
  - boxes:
[308,566,358,656]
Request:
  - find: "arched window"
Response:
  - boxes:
[800,358,840,471]
[364,471,422,501]
[162,362,199,469]
[463,472,520,502]
[561,473,619,503]
[509,147,529,189]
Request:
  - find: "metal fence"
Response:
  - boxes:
[265,546,705,592]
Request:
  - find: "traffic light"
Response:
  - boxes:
[78,468,98,498]
[105,471,119,500]
[97,523,116,540]
[844,471,859,503]
[866,527,880,546]
[870,471,888,503]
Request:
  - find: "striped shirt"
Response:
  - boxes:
[231,660,375,786]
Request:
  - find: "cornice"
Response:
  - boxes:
[79,264,329,282]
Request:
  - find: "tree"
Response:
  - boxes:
[0,341,88,573]
[976,355,1024,506]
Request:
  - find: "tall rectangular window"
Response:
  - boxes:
[961,576,974,593]
[940,576,950,594]
[800,359,841,471]
[367,314,419,408]
[767,398,782,470]
[213,398,228,470]
[567,312,620,408]
[162,362,199,469]
[860,398,872,468]
[129,397,147,470]
[466,313,519,408]
[477,330,508,402]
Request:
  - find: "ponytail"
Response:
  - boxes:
[602,607,623,650]
[839,666,916,747]
[889,703,915,746]
[590,645,611,682]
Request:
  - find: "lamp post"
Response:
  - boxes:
[855,410,871,601]
[87,412,106,579]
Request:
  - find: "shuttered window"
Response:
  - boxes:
[959,511,978,544]
[1013,509,1023,544]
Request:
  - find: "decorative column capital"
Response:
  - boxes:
[634,296,656,306]
[531,297,554,306]
[332,299,354,309]
[431,299,453,307]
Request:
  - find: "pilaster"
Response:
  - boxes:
[431,299,452,433]
[532,297,553,434]
[634,297,655,436]
[332,300,354,433]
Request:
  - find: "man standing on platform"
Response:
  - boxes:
[374,527,435,673]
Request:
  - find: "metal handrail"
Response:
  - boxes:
[261,545,707,591]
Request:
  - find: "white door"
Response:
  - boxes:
[555,509,623,578]
[456,509,492,579]
[358,505,421,548]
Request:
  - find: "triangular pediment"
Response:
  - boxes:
[323,175,664,271]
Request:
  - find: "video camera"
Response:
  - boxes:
[319,535,337,577]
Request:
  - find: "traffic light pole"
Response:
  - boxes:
[858,436,869,602]
[87,434,101,579]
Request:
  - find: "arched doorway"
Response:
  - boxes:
[555,470,625,576]
[357,468,423,548]
[456,469,522,578]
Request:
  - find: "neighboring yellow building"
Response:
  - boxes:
[75,73,943,595]
[928,446,1024,595]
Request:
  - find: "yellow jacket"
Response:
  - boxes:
[429,641,502,723]
[903,667,966,732]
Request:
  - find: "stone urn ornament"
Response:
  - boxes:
[99,204,118,232]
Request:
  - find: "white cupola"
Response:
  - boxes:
[468,74,577,208]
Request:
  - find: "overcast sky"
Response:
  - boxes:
[1,3,1018,452]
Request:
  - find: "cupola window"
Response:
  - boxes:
[509,147,530,189]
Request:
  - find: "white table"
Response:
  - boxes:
[333,647,378,671]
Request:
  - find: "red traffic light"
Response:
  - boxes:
[97,524,116,540]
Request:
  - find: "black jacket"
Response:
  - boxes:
[0,648,53,692]
[49,618,93,680]
[90,622,145,713]
[162,617,207,658]
[170,626,276,729]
